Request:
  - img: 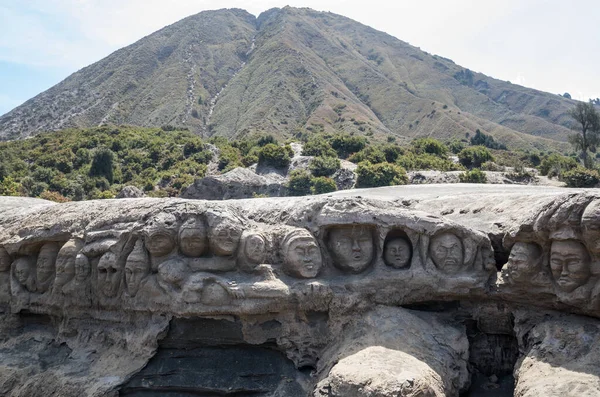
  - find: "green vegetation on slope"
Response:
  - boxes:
[0,122,591,201]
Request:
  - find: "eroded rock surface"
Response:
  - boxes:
[1,186,600,396]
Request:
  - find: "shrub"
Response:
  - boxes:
[349,146,387,164]
[563,168,600,187]
[331,134,367,158]
[411,138,448,157]
[258,144,291,169]
[89,147,115,183]
[301,137,337,157]
[310,156,341,177]
[380,144,404,163]
[448,140,466,154]
[218,145,241,171]
[458,146,494,168]
[39,190,70,203]
[183,139,204,157]
[287,170,312,196]
[311,176,337,194]
[539,153,578,177]
[470,129,507,150]
[459,168,487,183]
[356,161,408,188]
[0,176,21,196]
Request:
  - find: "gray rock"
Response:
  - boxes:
[2,185,600,395]
[116,186,145,198]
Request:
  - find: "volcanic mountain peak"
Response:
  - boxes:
[0,7,577,151]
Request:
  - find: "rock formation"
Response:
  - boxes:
[2,187,600,396]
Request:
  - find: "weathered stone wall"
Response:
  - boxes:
[1,189,600,396]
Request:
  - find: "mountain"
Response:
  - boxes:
[0,7,581,151]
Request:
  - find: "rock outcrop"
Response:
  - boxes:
[2,185,600,396]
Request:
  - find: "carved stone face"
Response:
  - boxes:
[36,243,60,293]
[384,237,411,269]
[506,242,541,283]
[0,247,11,272]
[179,226,208,258]
[74,253,90,281]
[244,234,267,264]
[550,240,591,292]
[285,236,322,278]
[146,232,176,257]
[157,260,188,291]
[582,200,600,255]
[210,225,242,256]
[328,226,374,273]
[430,233,464,273]
[97,252,121,297]
[55,240,81,290]
[14,258,32,287]
[125,246,149,297]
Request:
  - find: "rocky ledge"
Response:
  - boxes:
[1,185,600,396]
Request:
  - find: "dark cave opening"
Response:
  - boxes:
[119,317,311,397]
[460,319,519,397]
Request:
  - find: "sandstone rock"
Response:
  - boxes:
[181,167,287,199]
[2,185,600,395]
[314,306,470,396]
[116,185,145,198]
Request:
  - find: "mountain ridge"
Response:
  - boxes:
[0,7,580,151]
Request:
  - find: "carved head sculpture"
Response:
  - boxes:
[383,235,412,269]
[74,253,90,282]
[327,226,375,273]
[505,242,542,283]
[143,212,178,257]
[55,239,83,291]
[36,242,60,293]
[210,222,242,256]
[179,217,208,257]
[430,233,464,273]
[550,240,591,292]
[242,232,268,265]
[125,240,150,297]
[13,257,34,291]
[157,259,188,292]
[582,199,600,256]
[282,229,322,278]
[0,246,11,272]
[97,251,122,297]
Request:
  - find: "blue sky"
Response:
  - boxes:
[1,0,599,116]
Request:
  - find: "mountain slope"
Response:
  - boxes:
[0,7,580,151]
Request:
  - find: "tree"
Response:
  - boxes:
[458,146,494,169]
[355,161,408,188]
[89,147,115,183]
[568,101,600,169]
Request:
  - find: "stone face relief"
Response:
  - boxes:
[143,213,178,258]
[550,240,591,293]
[74,253,91,282]
[283,229,322,279]
[97,251,122,298]
[383,234,412,269]
[429,233,464,274]
[242,232,268,265]
[505,242,542,284]
[35,242,60,293]
[179,217,208,258]
[13,257,35,292]
[54,239,83,292]
[125,240,150,297]
[582,199,600,256]
[210,222,242,256]
[327,226,375,273]
[157,259,189,294]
